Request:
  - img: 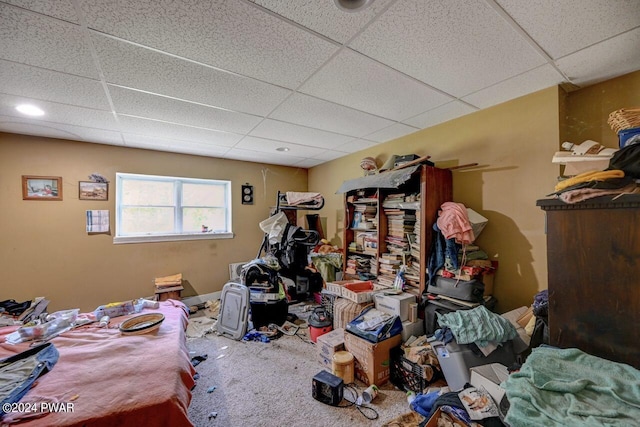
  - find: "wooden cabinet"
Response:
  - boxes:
[537,195,640,368]
[342,165,452,297]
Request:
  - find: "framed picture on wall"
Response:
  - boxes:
[22,175,63,201]
[79,181,108,201]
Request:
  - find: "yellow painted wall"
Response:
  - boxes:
[0,133,307,312]
[565,70,640,149]
[310,87,562,312]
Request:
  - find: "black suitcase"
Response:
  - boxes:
[426,276,484,302]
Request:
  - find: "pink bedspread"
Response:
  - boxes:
[0,300,196,426]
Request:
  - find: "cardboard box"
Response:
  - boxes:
[423,407,467,427]
[469,363,509,404]
[374,292,416,321]
[344,332,402,386]
[316,328,345,364]
[319,354,333,370]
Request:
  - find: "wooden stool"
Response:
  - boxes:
[155,286,183,301]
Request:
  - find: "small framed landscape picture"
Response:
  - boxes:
[79,181,108,201]
[22,176,63,201]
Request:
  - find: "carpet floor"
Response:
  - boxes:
[185,305,425,427]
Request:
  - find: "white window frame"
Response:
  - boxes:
[114,172,233,244]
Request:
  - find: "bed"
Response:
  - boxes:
[0,300,195,426]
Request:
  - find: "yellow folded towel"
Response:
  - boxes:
[554,169,624,192]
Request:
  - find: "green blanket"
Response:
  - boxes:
[436,305,517,347]
[504,346,640,426]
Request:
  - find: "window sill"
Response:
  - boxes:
[113,232,234,244]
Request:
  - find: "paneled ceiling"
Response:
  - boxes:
[1,0,639,167]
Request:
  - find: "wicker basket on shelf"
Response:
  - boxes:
[333,298,373,331]
[608,108,640,134]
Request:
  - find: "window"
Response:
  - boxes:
[114,173,233,244]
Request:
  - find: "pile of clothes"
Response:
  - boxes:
[549,140,640,203]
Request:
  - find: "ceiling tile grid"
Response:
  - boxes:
[348,0,548,97]
[78,0,339,89]
[2,0,80,23]
[0,114,124,145]
[299,48,454,121]
[108,85,263,135]
[0,60,111,111]
[91,33,293,117]
[0,0,639,167]
[0,3,97,78]
[249,0,396,44]
[0,93,119,131]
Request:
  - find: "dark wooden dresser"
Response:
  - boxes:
[537,195,640,369]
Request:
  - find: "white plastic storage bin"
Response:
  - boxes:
[432,339,517,391]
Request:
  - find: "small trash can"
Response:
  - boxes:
[308,307,332,343]
[332,351,354,384]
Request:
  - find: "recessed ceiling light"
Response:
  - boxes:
[334,0,373,12]
[276,147,290,152]
[16,104,45,117]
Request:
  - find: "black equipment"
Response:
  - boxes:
[312,370,343,406]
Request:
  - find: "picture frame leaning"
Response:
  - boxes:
[22,175,63,201]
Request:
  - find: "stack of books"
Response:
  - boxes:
[345,255,373,277]
[352,205,377,230]
[377,253,402,288]
[154,273,184,294]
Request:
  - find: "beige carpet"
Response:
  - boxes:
[185,312,424,427]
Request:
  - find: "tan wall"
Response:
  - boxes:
[0,133,307,312]
[565,70,640,149]
[310,87,562,313]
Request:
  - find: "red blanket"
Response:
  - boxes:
[0,300,195,426]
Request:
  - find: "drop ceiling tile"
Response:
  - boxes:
[403,101,477,129]
[0,115,123,145]
[0,60,110,111]
[300,49,453,121]
[462,64,566,109]
[79,0,338,89]
[0,94,119,131]
[3,0,80,23]
[349,0,546,97]
[294,158,325,168]
[495,0,640,59]
[249,119,352,149]
[91,34,292,116]
[311,150,350,161]
[0,3,97,78]
[556,28,640,86]
[236,135,326,158]
[123,133,230,156]
[118,116,242,147]
[224,148,305,166]
[249,0,394,44]
[108,85,262,134]
[364,123,419,143]
[270,93,395,137]
[334,138,378,153]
